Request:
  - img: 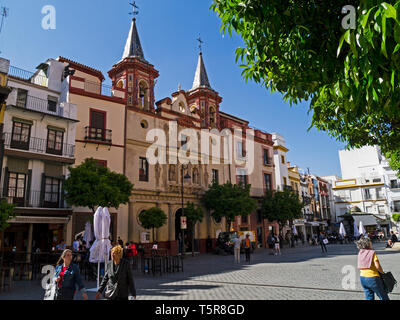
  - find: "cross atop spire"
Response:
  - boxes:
[197,35,203,54]
[129,2,139,18]
[122,4,145,61]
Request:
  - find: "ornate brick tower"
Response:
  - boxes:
[186,51,222,129]
[108,17,159,111]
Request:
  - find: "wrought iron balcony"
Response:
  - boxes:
[1,188,71,209]
[84,126,112,144]
[3,132,75,158]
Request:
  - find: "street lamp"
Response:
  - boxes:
[181,164,191,257]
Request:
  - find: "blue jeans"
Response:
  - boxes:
[360,276,390,300]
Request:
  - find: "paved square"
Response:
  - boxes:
[1,242,399,300]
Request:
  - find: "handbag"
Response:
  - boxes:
[323,239,329,245]
[380,272,397,293]
[43,282,57,300]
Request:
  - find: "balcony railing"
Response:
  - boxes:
[84,80,113,97]
[84,126,112,144]
[1,188,70,209]
[9,66,48,87]
[3,132,75,158]
[13,95,67,117]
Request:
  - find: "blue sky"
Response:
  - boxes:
[1,0,346,177]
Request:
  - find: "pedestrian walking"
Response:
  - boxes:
[233,235,241,263]
[72,238,80,251]
[96,245,136,301]
[357,237,390,300]
[206,236,212,253]
[54,249,88,300]
[274,234,281,255]
[244,234,251,263]
[118,236,124,247]
[267,234,275,255]
[319,231,328,253]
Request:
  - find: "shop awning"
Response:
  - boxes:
[305,221,321,227]
[8,216,70,224]
[352,215,378,227]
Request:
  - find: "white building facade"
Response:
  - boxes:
[1,58,78,252]
[329,146,395,233]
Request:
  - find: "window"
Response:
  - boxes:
[391,180,399,189]
[8,172,26,205]
[241,215,248,224]
[376,187,384,199]
[89,109,107,141]
[378,206,385,214]
[237,141,245,158]
[364,188,371,200]
[180,134,188,151]
[140,120,148,129]
[283,177,287,186]
[179,102,185,113]
[47,96,58,112]
[46,129,63,155]
[138,81,149,110]
[366,206,373,213]
[264,173,272,190]
[394,201,400,212]
[16,89,28,108]
[264,149,270,165]
[212,169,219,184]
[237,169,247,186]
[95,160,107,167]
[281,155,285,164]
[44,177,60,207]
[139,157,149,182]
[11,121,31,150]
[209,106,216,127]
[373,178,381,183]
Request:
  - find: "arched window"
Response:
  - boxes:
[116,79,124,89]
[209,106,216,127]
[138,80,149,110]
[179,102,186,113]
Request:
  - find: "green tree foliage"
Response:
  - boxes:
[392,213,400,222]
[0,200,15,232]
[203,182,257,231]
[260,189,304,235]
[139,207,168,241]
[64,158,133,213]
[211,0,400,174]
[184,202,204,256]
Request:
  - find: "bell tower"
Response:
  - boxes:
[187,41,222,129]
[108,11,159,111]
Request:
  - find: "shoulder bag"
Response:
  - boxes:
[380,272,397,293]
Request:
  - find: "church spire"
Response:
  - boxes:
[122,16,145,61]
[191,51,211,90]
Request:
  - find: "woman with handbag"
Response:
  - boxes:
[96,245,136,301]
[54,249,88,300]
[357,237,389,300]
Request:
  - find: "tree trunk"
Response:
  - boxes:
[153,227,155,242]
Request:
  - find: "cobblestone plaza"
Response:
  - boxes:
[1,242,399,300]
